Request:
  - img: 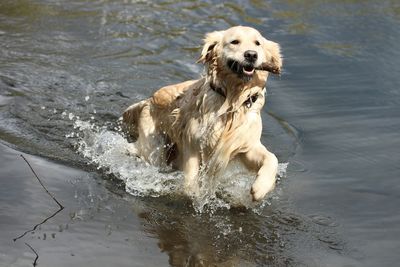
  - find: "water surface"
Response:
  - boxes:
[1,0,399,266]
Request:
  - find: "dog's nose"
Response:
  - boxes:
[244,50,258,62]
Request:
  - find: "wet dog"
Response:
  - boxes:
[123,26,282,201]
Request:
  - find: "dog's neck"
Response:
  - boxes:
[209,81,226,98]
[209,70,268,96]
[205,70,268,118]
[205,56,268,98]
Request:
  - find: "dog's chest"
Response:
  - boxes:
[187,109,262,155]
[187,111,225,151]
[175,86,264,156]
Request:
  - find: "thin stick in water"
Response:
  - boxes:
[13,208,64,242]
[25,242,39,267]
[13,155,64,241]
[20,154,64,209]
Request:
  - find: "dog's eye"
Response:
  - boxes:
[230,40,240,45]
[255,40,261,46]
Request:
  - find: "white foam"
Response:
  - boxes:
[73,119,182,197]
[71,119,288,212]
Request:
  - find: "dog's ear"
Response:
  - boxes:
[197,30,225,64]
[262,38,283,74]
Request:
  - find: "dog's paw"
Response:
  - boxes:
[251,176,275,202]
[183,182,200,199]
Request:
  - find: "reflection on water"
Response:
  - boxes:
[138,201,345,266]
[1,0,400,266]
[0,142,344,266]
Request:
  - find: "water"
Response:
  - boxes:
[71,117,288,211]
[1,0,399,266]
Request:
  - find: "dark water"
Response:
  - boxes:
[1,0,399,266]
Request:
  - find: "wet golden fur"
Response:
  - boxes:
[123,26,282,201]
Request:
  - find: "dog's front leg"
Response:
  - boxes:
[240,143,278,201]
[182,149,200,198]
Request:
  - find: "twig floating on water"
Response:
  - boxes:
[13,155,65,241]
[20,154,64,209]
[25,242,39,267]
[13,207,64,242]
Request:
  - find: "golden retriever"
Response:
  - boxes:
[123,26,282,201]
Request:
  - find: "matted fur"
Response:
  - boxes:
[123,26,283,201]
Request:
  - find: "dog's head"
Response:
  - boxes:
[198,26,282,82]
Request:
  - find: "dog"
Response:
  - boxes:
[123,26,282,201]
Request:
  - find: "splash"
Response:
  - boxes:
[70,118,288,212]
[72,119,181,197]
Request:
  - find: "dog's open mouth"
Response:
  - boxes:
[243,65,255,76]
[227,59,256,79]
[227,59,281,78]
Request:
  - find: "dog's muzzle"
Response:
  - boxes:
[227,59,256,79]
